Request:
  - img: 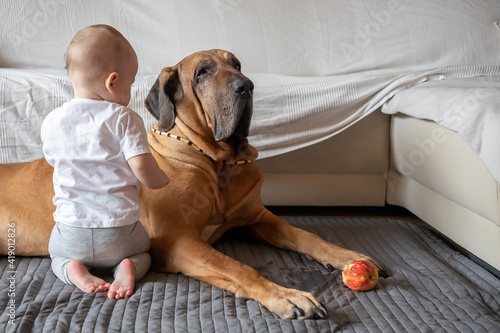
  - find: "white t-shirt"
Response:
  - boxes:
[41,98,151,228]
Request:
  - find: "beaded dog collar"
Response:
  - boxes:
[152,128,253,165]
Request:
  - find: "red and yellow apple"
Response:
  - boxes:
[342,260,379,291]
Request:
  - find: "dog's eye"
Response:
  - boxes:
[196,67,210,81]
[235,64,241,71]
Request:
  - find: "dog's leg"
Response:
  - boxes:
[245,210,386,275]
[157,235,327,319]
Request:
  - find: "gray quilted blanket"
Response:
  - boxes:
[1,217,499,332]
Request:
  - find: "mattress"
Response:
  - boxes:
[387,116,500,272]
[1,217,499,332]
[382,76,500,183]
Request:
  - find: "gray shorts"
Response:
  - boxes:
[48,221,151,285]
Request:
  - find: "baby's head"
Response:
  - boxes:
[65,25,138,106]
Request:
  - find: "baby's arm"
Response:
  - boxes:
[127,153,169,189]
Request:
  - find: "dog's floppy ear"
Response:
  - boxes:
[145,67,182,131]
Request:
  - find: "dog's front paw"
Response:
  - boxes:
[322,249,388,278]
[262,286,327,319]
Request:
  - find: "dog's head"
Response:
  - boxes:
[145,49,254,151]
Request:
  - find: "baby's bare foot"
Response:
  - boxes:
[67,260,110,293]
[108,258,135,300]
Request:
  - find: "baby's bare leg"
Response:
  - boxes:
[66,260,110,293]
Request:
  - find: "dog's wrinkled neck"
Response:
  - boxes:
[217,137,258,162]
[152,120,258,165]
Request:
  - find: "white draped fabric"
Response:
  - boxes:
[1,0,499,179]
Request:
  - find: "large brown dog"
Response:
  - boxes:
[0,49,383,319]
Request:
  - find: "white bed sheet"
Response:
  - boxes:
[382,76,500,183]
[1,68,499,185]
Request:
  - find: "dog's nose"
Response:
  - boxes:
[232,78,254,95]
